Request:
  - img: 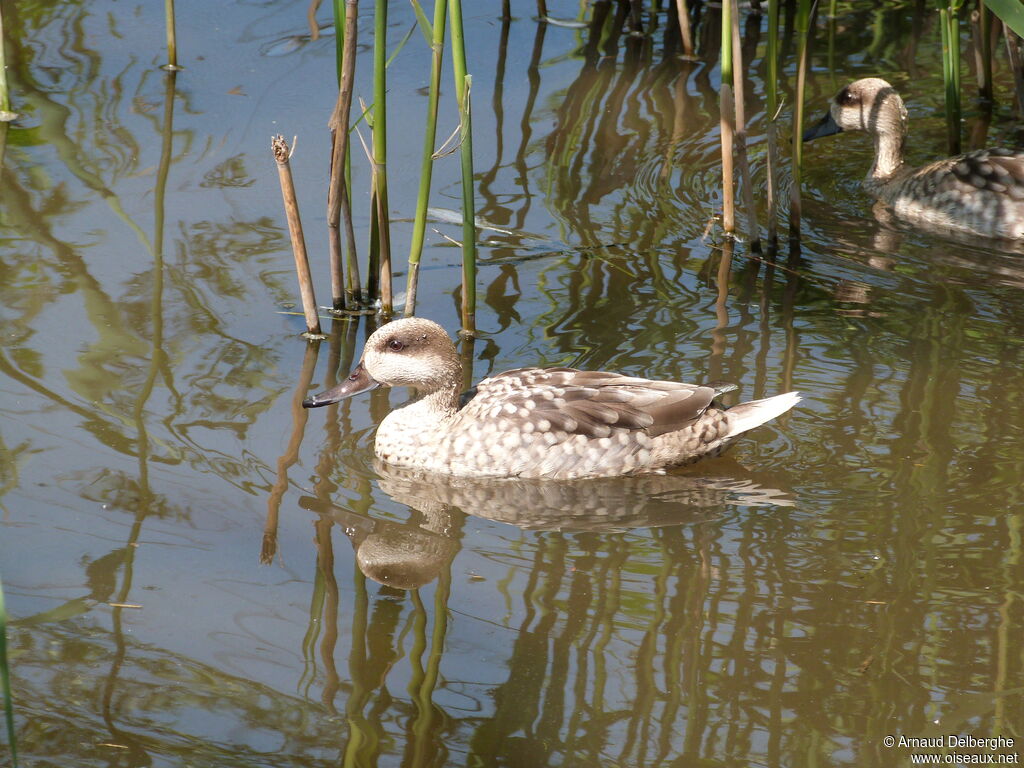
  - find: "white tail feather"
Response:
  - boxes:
[725,391,801,437]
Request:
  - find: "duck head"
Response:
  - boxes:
[803,77,908,143]
[302,317,462,408]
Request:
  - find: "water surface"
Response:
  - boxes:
[1,1,1023,766]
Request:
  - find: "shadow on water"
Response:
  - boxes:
[1,1,1023,767]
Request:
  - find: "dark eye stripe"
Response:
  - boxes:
[836,86,857,106]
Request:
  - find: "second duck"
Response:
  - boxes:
[803,77,1024,240]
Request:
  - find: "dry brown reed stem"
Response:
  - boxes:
[273,135,323,336]
[674,0,694,57]
[970,5,992,101]
[327,0,360,309]
[730,0,760,251]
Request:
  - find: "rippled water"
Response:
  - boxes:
[2,1,1023,766]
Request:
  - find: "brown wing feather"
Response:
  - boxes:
[465,367,717,439]
[941,149,1024,199]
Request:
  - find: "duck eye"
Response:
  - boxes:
[388,339,405,351]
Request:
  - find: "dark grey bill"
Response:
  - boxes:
[302,362,380,408]
[802,110,842,143]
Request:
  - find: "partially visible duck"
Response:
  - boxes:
[803,77,1024,240]
[303,318,800,480]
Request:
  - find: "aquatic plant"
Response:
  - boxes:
[720,0,736,234]
[937,0,964,155]
[0,2,16,121]
[329,0,361,309]
[765,0,781,246]
[406,0,448,317]
[728,0,760,251]
[273,135,323,337]
[164,0,178,69]
[0,576,17,768]
[790,0,813,238]
[449,0,477,333]
[372,0,393,315]
[326,1,354,310]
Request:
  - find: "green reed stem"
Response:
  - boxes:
[164,0,177,68]
[731,0,760,251]
[0,3,11,118]
[939,3,962,155]
[0,577,18,768]
[373,0,392,314]
[765,0,779,245]
[790,0,813,238]
[333,0,345,82]
[449,0,476,334]
[720,0,735,234]
[406,0,448,317]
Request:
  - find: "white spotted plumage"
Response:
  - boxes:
[306,318,800,480]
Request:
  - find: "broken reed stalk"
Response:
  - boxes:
[674,0,694,57]
[164,0,178,68]
[719,0,736,234]
[449,0,477,334]
[765,0,780,246]
[790,0,813,238]
[328,0,360,308]
[406,0,448,317]
[373,0,393,314]
[939,2,962,155]
[273,135,323,336]
[730,0,760,252]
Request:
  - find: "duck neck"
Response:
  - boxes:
[403,356,463,421]
[870,130,905,181]
[418,381,462,417]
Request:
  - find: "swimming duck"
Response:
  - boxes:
[803,77,1024,240]
[302,318,800,480]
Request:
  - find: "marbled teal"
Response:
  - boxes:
[303,318,800,480]
[803,77,1024,240]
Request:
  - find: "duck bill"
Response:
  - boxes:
[302,362,379,408]
[802,110,842,142]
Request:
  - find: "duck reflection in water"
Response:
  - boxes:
[300,463,792,590]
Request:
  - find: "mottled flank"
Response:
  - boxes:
[304,318,801,480]
[804,78,1024,240]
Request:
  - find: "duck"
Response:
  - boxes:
[803,77,1024,240]
[302,317,800,480]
